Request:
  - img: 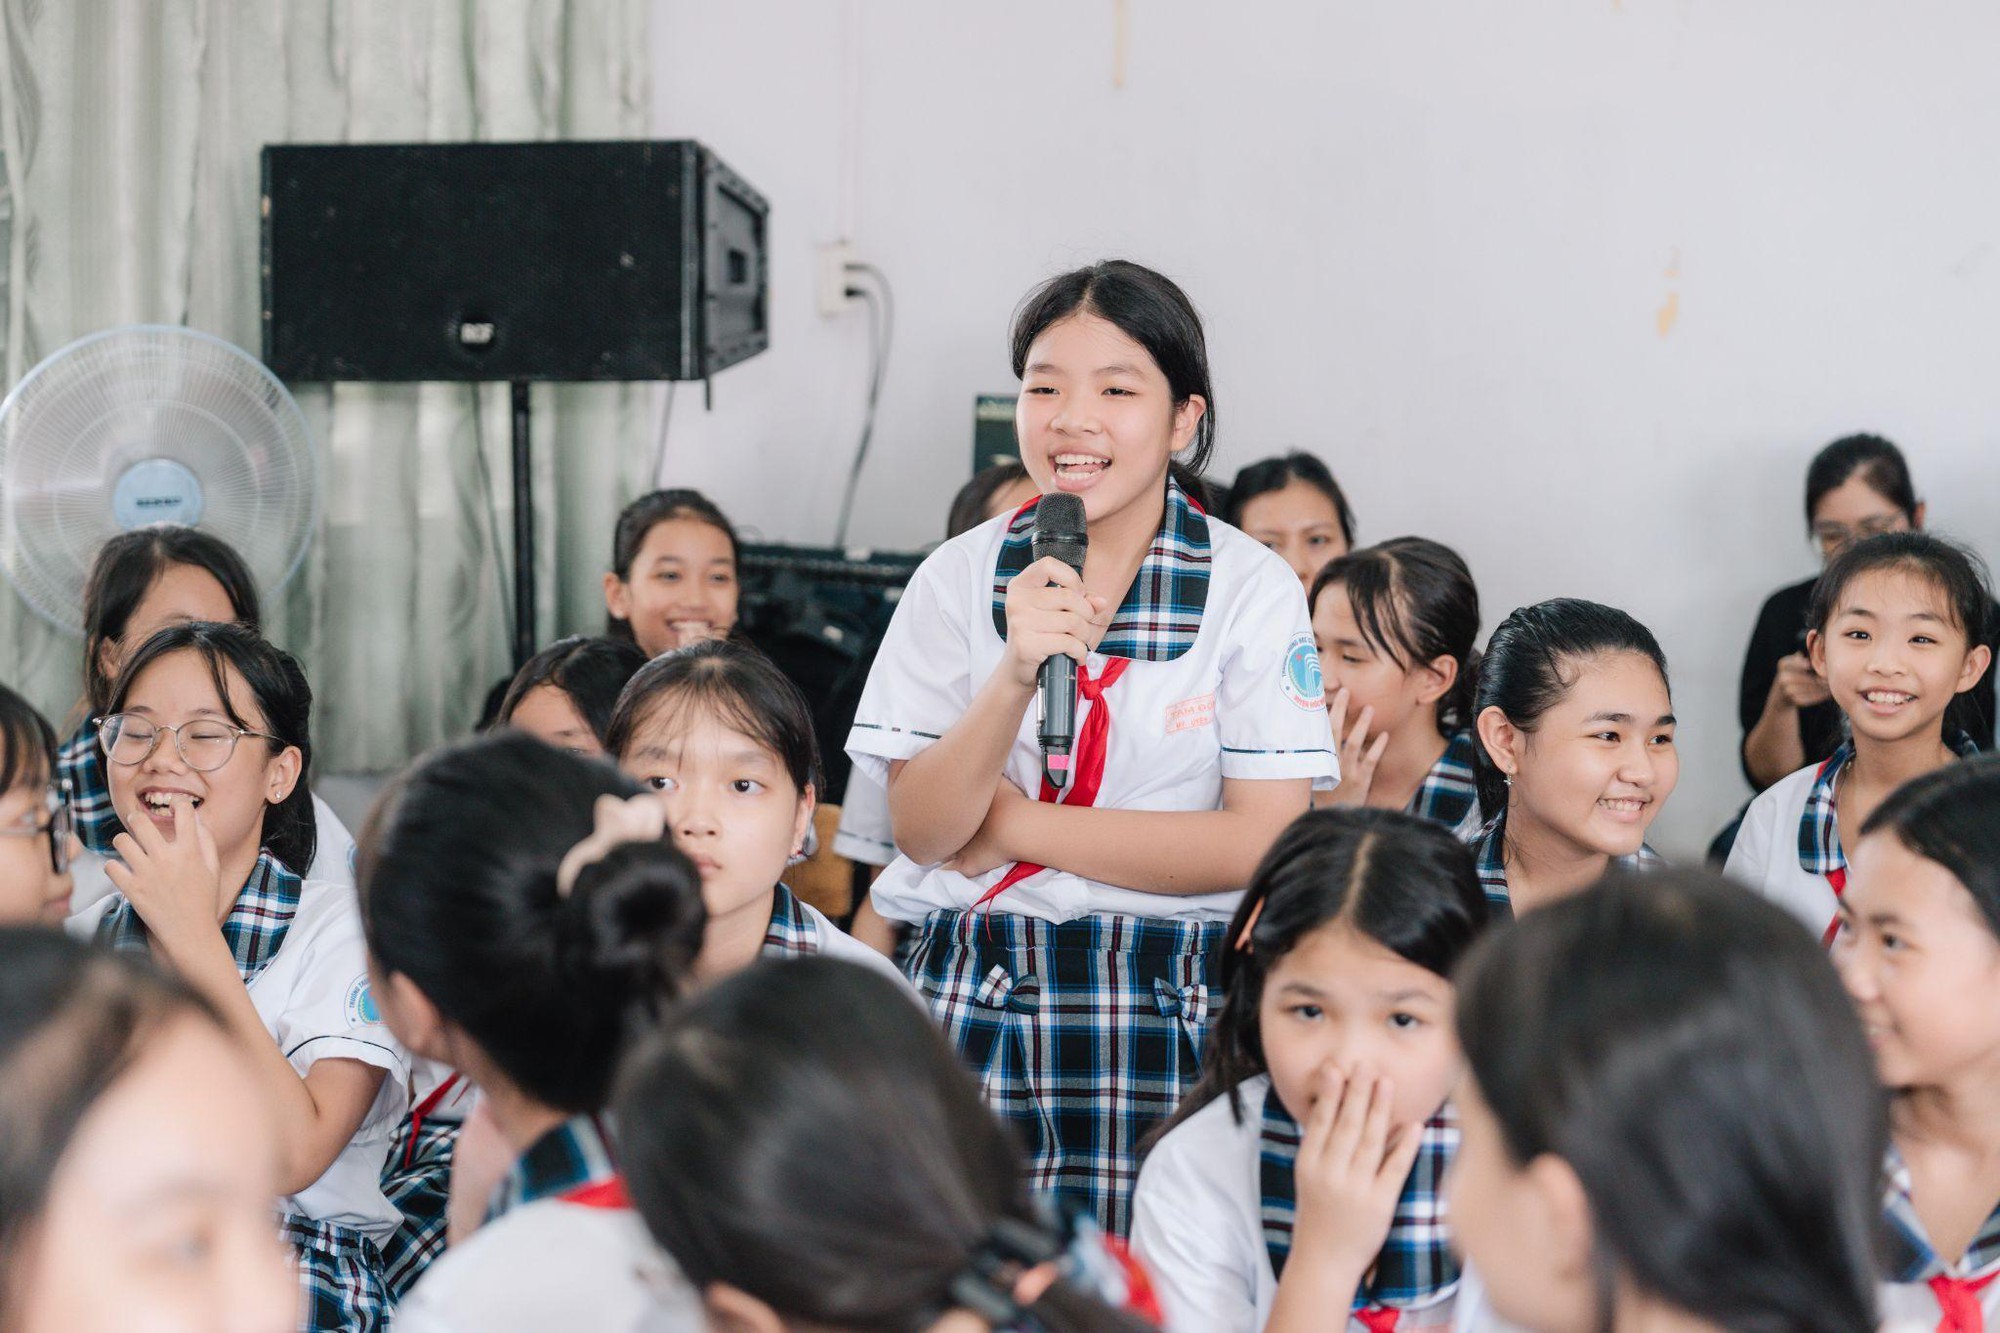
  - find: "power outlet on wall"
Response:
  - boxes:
[817,242,858,316]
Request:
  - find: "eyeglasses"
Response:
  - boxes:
[95,714,279,772]
[0,782,74,874]
[1812,516,1907,553]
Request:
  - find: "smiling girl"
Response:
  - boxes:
[1727,532,1993,945]
[602,489,742,658]
[1468,599,1678,917]
[0,685,77,925]
[847,261,1336,1234]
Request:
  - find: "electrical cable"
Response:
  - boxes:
[832,262,893,547]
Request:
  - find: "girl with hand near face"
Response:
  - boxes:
[0,930,296,1333]
[1310,538,1482,837]
[846,261,1336,1234]
[1726,533,1993,946]
[1131,808,1491,1333]
[64,622,408,1332]
[1468,599,1678,917]
[1448,869,1885,1333]
[0,685,79,925]
[602,489,742,659]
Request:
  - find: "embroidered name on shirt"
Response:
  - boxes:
[1165,693,1216,734]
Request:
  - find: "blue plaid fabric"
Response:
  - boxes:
[1468,812,1662,921]
[486,1114,620,1223]
[1882,1145,2000,1282]
[283,1215,391,1333]
[760,882,821,957]
[1259,1088,1460,1310]
[96,849,302,982]
[904,907,1224,1238]
[990,477,1212,663]
[57,720,121,857]
[1407,730,1481,838]
[1796,732,1980,878]
[376,1114,459,1298]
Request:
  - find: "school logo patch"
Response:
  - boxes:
[344,976,382,1029]
[1282,633,1326,711]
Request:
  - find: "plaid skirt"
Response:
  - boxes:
[377,1115,461,1298]
[282,1214,390,1333]
[905,908,1225,1238]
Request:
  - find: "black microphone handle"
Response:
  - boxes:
[1038,652,1078,790]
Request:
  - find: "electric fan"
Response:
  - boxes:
[0,325,320,635]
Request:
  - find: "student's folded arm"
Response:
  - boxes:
[886,669,1035,864]
[997,776,1309,895]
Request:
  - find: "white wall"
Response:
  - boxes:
[650,0,2000,859]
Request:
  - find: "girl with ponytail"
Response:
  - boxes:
[360,730,708,1330]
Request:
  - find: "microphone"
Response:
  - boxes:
[1032,493,1088,791]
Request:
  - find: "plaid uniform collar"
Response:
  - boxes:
[989,477,1212,663]
[1469,811,1662,923]
[1407,730,1480,836]
[760,882,820,959]
[58,722,122,857]
[1260,1086,1460,1308]
[1797,733,1980,877]
[489,1114,620,1222]
[1882,1144,2000,1281]
[96,850,302,984]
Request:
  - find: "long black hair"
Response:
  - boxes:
[81,526,261,719]
[1224,452,1357,548]
[0,683,58,798]
[1862,753,2000,939]
[0,929,220,1308]
[1164,808,1489,1134]
[616,958,1151,1333]
[1455,868,1885,1332]
[103,622,316,874]
[1470,599,1671,821]
[495,635,648,747]
[605,639,822,798]
[1311,537,1480,733]
[604,488,742,643]
[1804,432,1918,532]
[360,731,705,1114]
[1010,260,1216,496]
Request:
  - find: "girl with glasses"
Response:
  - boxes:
[65,622,411,1332]
[0,683,77,924]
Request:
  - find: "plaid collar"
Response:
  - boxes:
[989,477,1212,663]
[1469,811,1661,922]
[760,882,820,959]
[488,1113,620,1222]
[1882,1143,2000,1281]
[58,721,121,857]
[1407,730,1480,837]
[96,850,302,984]
[1797,732,1981,878]
[1260,1084,1459,1308]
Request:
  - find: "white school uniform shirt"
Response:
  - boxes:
[832,770,897,867]
[68,866,409,1240]
[1131,1075,1455,1333]
[67,792,359,915]
[846,483,1339,925]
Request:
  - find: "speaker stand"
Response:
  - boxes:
[510,379,535,669]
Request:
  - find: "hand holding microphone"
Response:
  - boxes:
[1016,494,1094,790]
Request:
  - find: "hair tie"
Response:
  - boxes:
[556,794,669,897]
[1234,895,1266,952]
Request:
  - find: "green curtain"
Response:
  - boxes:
[0,0,654,770]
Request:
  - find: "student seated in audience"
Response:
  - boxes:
[65,622,406,1332]
[491,634,646,757]
[62,527,356,896]
[1739,434,1997,794]
[1450,868,1886,1332]
[0,684,78,925]
[617,957,1160,1333]
[1132,808,1491,1332]
[1468,599,1678,917]
[1727,532,1993,945]
[1835,755,2000,1330]
[0,929,296,1333]
[1310,538,1482,836]
[361,731,706,1331]
[1223,452,1357,588]
[603,488,742,658]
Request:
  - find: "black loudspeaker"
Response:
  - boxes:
[261,140,768,382]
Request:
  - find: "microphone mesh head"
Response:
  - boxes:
[1031,492,1088,570]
